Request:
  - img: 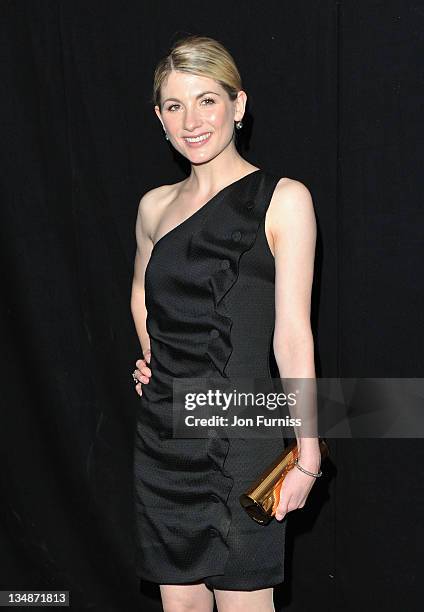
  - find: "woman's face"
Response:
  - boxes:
[155,70,245,164]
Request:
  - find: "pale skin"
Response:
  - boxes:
[130,69,320,612]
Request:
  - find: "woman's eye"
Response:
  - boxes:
[166,98,214,111]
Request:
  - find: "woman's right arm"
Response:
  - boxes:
[130,191,156,394]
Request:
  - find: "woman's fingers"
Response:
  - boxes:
[275,499,288,521]
[135,359,152,379]
[134,357,152,396]
[274,470,316,520]
[275,497,300,521]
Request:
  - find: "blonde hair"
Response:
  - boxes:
[152,35,243,109]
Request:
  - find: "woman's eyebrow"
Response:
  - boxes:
[162,91,221,104]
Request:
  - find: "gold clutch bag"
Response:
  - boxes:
[239,438,330,525]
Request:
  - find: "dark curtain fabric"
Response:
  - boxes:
[1,1,422,610]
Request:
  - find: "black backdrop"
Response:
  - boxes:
[1,1,423,610]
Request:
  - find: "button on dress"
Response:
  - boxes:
[133,168,288,590]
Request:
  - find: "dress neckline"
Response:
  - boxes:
[150,168,263,254]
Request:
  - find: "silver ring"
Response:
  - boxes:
[132,370,139,384]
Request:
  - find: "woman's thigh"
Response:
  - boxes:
[213,587,275,612]
[159,582,215,612]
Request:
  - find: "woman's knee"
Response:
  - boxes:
[159,582,215,612]
[214,587,275,612]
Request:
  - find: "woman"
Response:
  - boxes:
[131,35,321,612]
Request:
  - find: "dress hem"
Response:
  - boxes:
[136,567,285,591]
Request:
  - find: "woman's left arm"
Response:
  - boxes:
[268,177,321,520]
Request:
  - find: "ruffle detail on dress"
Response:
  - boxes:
[186,170,271,561]
[205,429,234,541]
[189,170,266,378]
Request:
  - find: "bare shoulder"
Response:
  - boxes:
[269,177,314,213]
[267,177,316,238]
[136,180,183,241]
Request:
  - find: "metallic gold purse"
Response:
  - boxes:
[239,438,330,525]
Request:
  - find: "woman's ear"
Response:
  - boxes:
[154,105,164,129]
[234,90,247,123]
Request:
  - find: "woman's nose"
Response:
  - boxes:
[183,109,202,131]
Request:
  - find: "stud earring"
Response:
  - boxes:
[235,120,243,129]
[164,130,169,140]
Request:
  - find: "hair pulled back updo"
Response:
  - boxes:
[152,35,243,109]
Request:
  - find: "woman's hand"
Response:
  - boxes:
[133,349,152,396]
[274,452,320,521]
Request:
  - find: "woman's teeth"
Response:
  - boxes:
[184,132,211,143]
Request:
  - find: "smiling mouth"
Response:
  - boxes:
[183,132,212,143]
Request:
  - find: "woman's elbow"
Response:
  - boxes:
[130,281,145,306]
[273,327,315,362]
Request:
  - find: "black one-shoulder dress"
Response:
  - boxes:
[133,168,288,591]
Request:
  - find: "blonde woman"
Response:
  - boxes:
[131,35,320,612]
